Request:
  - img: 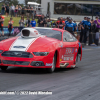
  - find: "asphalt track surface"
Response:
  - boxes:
[0,46,100,100]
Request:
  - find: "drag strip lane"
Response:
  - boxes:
[0,46,100,100]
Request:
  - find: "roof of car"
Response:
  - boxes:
[35,27,52,29]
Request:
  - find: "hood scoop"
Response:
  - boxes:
[21,28,41,38]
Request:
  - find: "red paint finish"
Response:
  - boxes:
[0,28,82,69]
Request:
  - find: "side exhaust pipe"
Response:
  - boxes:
[60,63,69,68]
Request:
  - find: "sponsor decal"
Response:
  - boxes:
[60,59,62,62]
[75,48,78,52]
[62,55,64,59]
[64,56,74,61]
[70,57,74,60]
[65,48,72,54]
[60,48,75,61]
[78,42,81,47]
[65,48,75,55]
[64,57,69,61]
[34,31,38,35]
[72,48,74,53]
[46,63,52,66]
[58,42,63,47]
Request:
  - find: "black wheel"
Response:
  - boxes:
[75,53,80,67]
[47,53,56,73]
[0,66,8,71]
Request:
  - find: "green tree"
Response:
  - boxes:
[0,0,19,6]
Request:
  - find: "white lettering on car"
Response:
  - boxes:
[58,42,63,47]
[75,48,78,52]
[64,56,74,61]
[66,48,72,54]
[46,63,52,66]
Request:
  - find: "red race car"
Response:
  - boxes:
[0,27,82,73]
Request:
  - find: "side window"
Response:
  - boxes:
[63,31,77,42]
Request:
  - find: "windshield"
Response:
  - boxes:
[17,28,62,41]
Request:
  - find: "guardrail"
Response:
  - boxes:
[1,27,20,36]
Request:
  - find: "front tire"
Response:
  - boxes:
[47,53,56,73]
[0,66,8,71]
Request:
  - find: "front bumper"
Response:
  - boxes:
[0,54,54,68]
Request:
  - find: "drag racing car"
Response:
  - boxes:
[0,27,82,73]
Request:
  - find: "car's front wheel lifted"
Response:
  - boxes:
[47,54,56,73]
[0,66,8,71]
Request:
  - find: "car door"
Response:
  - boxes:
[59,31,78,66]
